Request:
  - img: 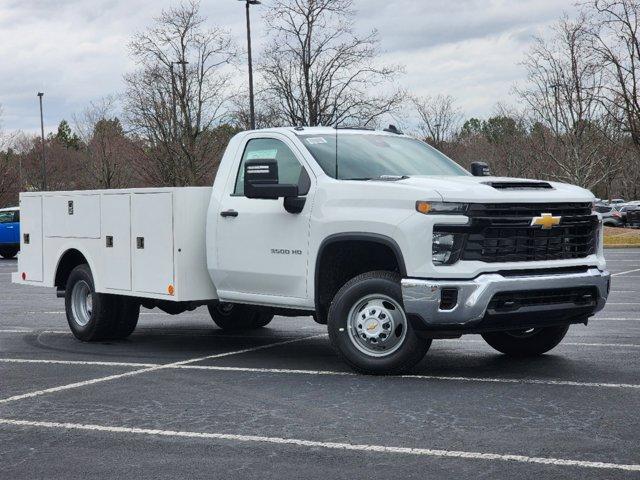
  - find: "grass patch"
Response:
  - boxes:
[604,226,640,246]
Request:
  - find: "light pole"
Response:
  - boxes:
[434,123,442,148]
[37,92,47,190]
[239,0,261,130]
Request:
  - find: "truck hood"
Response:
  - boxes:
[401,176,594,203]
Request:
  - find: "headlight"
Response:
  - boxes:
[432,232,463,266]
[416,201,468,215]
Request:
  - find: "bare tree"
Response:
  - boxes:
[75,97,138,189]
[260,0,404,127]
[123,1,237,186]
[412,95,462,149]
[516,15,618,188]
[0,105,19,206]
[228,90,284,130]
[586,0,640,152]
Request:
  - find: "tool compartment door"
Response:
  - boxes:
[20,196,43,282]
[131,192,174,295]
[101,194,132,291]
[43,194,101,239]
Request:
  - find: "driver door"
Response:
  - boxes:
[215,135,314,300]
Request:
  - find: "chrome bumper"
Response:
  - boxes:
[402,268,610,329]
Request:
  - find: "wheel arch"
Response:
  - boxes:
[54,247,96,290]
[313,233,407,323]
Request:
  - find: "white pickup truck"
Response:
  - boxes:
[13,127,610,374]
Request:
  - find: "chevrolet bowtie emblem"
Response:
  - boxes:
[531,213,561,229]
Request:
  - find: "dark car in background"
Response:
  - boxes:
[0,207,20,259]
[626,207,640,228]
[595,203,624,227]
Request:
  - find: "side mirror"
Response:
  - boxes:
[470,161,491,177]
[244,159,299,199]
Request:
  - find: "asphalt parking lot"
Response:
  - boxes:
[1,250,640,479]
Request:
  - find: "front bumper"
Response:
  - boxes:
[402,267,610,334]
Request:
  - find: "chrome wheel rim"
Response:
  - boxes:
[347,294,408,357]
[71,280,93,327]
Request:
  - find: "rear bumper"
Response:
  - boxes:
[402,267,610,334]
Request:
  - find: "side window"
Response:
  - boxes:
[13,210,19,222]
[0,212,14,224]
[234,138,309,196]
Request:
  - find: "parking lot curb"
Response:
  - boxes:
[604,244,640,249]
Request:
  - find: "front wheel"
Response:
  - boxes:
[328,271,431,375]
[207,302,274,330]
[481,325,569,357]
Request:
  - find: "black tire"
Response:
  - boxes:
[481,325,570,357]
[65,264,139,341]
[0,247,18,259]
[207,302,274,330]
[111,297,140,339]
[327,271,431,375]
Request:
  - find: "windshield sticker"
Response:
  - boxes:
[247,149,278,160]
[306,137,327,145]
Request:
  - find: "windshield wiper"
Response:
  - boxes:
[343,175,409,181]
[379,175,409,181]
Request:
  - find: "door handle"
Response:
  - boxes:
[220,210,239,218]
[6,226,13,229]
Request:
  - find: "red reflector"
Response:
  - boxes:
[21,272,26,281]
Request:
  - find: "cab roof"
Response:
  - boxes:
[250,126,409,138]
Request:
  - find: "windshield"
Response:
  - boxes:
[299,133,469,179]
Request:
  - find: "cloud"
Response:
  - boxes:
[0,0,573,133]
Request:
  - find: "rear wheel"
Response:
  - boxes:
[65,264,139,341]
[481,325,569,357]
[0,247,18,259]
[328,271,431,375]
[207,302,274,330]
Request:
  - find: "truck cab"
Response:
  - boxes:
[13,127,610,375]
[0,207,20,259]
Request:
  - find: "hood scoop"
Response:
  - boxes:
[483,181,553,190]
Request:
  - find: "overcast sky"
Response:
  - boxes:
[0,0,575,134]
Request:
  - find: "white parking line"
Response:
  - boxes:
[592,317,640,321]
[0,418,637,472]
[1,358,638,390]
[19,311,207,316]
[612,268,640,276]
[0,328,305,339]
[0,358,156,368]
[0,334,326,405]
[178,365,640,390]
[450,339,640,349]
[2,327,640,345]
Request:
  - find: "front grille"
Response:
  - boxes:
[466,202,592,218]
[488,287,598,313]
[627,210,640,226]
[436,203,598,263]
